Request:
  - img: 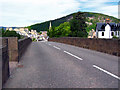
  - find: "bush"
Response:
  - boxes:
[112,36,119,39]
[2,30,21,39]
[32,38,37,41]
[39,32,42,35]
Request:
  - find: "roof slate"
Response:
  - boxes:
[96,23,120,31]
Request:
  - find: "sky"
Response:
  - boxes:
[0,0,119,27]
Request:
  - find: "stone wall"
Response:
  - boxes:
[3,37,32,62]
[18,37,32,61]
[7,37,18,62]
[1,38,10,87]
[49,37,120,56]
[0,38,1,89]
[1,37,32,87]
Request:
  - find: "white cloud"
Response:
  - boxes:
[0,0,119,27]
[80,0,118,18]
[97,5,118,18]
[0,0,80,27]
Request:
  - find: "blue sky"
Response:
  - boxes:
[0,0,119,27]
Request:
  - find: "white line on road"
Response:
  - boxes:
[93,65,120,80]
[64,51,83,60]
[53,46,61,50]
[48,44,51,45]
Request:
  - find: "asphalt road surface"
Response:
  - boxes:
[4,41,120,88]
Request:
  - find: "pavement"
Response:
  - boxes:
[3,41,120,88]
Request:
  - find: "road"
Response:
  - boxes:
[4,41,119,88]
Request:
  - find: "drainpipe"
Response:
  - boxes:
[109,28,110,39]
[109,24,111,39]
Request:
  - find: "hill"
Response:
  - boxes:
[0,27,22,30]
[28,12,120,32]
[0,27,7,30]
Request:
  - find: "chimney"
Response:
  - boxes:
[106,18,110,24]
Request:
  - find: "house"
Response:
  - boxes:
[88,17,95,20]
[86,22,93,25]
[14,28,30,37]
[88,29,96,38]
[30,30,38,39]
[96,19,120,39]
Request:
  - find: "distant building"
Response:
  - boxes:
[96,19,120,39]
[4,27,39,38]
[8,28,13,31]
[86,22,93,25]
[41,31,47,38]
[14,27,30,37]
[6,27,32,37]
[49,21,52,30]
[88,29,96,38]
[30,30,38,39]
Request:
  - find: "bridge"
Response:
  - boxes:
[1,37,120,88]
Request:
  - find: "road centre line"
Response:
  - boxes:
[64,51,83,60]
[93,65,120,80]
[53,46,61,50]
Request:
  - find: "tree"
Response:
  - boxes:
[86,23,96,32]
[70,12,88,37]
[3,30,21,39]
[47,22,71,38]
[0,28,5,37]
[26,26,31,31]
[55,22,71,37]
[48,26,56,38]
[39,31,42,35]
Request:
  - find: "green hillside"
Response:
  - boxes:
[28,12,119,32]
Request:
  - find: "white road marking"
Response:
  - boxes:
[48,44,51,45]
[64,51,83,60]
[93,65,120,80]
[53,46,61,50]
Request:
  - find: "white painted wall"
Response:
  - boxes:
[98,24,112,39]
[105,24,111,38]
[98,31,104,38]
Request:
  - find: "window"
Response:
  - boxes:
[111,32,114,36]
[116,31,117,36]
[102,32,104,36]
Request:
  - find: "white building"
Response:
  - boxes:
[49,21,52,30]
[96,19,120,39]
